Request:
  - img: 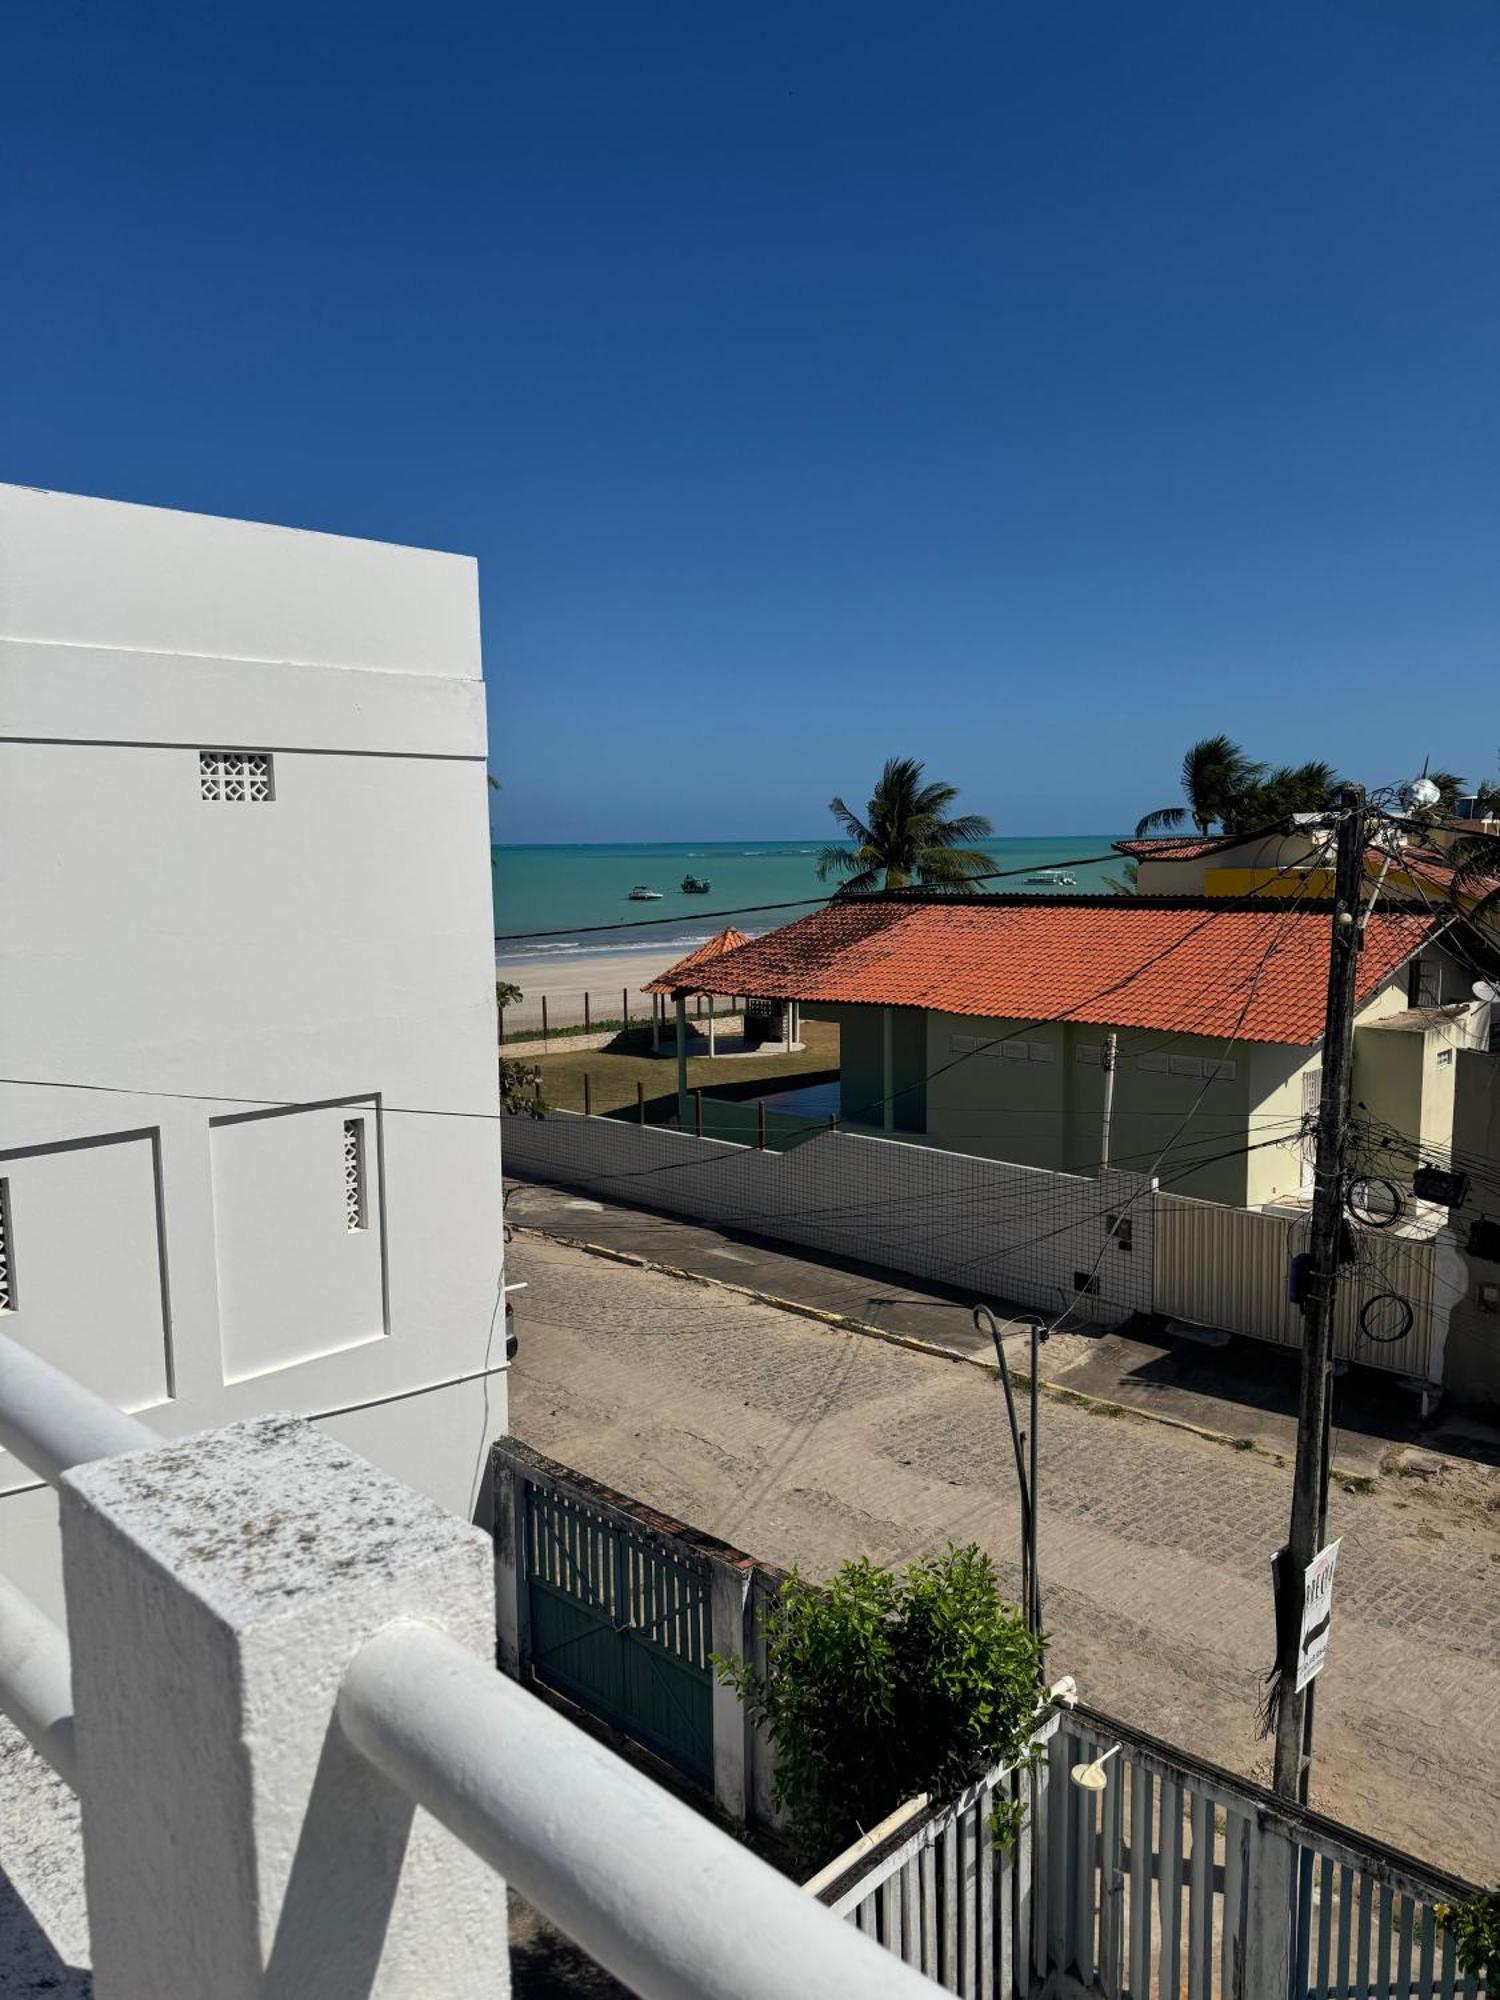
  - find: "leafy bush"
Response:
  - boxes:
[716,1545,1043,1862]
[1437,1889,1499,1983]
[496,982,547,1114]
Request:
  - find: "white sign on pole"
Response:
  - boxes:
[1295,1538,1341,1693]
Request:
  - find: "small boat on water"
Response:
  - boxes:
[680,874,711,894]
[1026,871,1077,886]
[628,885,664,901]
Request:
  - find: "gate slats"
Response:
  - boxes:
[1101,1760,1124,1999]
[1129,1766,1154,2000]
[1047,1731,1070,1972]
[1396,1895,1414,2000]
[1356,1874,1373,2000]
[1222,1810,1246,2000]
[1416,1905,1436,2000]
[921,1841,939,1978]
[1336,1864,1355,2000]
[1437,1924,1457,2000]
[941,1819,959,1989]
[1316,1854,1335,2000]
[1187,1793,1211,2000]
[1018,1759,1037,1994]
[1376,1885,1393,2000]
[1158,1779,1182,2000]
[960,1801,979,1995]
[980,1785,996,2000]
[883,1875,902,1960]
[1074,1753,1097,1987]
[902,1856,921,1968]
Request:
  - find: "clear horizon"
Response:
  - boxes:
[6,5,1496,842]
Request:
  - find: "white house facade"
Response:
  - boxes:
[0,483,505,1615]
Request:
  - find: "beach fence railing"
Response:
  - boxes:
[498,985,653,1047]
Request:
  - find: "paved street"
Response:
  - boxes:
[506,1194,1500,1884]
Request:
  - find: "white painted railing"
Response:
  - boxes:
[0,1329,940,1998]
[0,1325,157,1483]
[341,1618,942,2000]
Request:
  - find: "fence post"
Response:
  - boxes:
[60,1416,507,1994]
[637,1079,646,1126]
[757,1100,767,1150]
[494,1446,524,1678]
[498,1007,505,1046]
[583,992,591,1035]
[708,1559,753,1824]
[541,994,549,1046]
[623,986,630,1028]
[583,1073,592,1118]
[693,1088,703,1138]
[1242,1810,1297,2000]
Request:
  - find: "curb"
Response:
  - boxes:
[512,1224,1373,1487]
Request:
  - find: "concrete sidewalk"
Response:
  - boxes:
[504,1176,1500,1483]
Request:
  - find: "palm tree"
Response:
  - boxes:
[1134,736,1265,837]
[1224,760,1342,833]
[816,757,996,894]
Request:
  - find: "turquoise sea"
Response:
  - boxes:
[492,837,1127,968]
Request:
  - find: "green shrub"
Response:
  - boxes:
[716,1544,1043,1862]
[1437,1889,1499,1983]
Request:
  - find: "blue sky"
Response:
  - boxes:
[4,3,1497,840]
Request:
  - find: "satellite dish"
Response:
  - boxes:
[1474,980,1500,1005]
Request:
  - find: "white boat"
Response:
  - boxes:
[1026,871,1076,886]
[628,885,664,901]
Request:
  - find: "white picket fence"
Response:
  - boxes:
[807,1715,1059,1999]
[811,1705,1489,2000]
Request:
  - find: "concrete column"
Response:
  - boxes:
[675,990,689,1126]
[493,1446,526,1680]
[61,1415,508,1997]
[708,1559,753,1824]
[882,1006,895,1133]
[651,993,661,1052]
[707,992,716,1059]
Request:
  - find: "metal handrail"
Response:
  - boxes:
[0,1329,158,1487]
[338,1618,943,2000]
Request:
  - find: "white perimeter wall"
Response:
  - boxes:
[500,1111,1156,1328]
[0,484,505,1614]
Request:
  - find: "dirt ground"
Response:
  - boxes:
[506,1215,1500,1885]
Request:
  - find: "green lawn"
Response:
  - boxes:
[522,1018,841,1120]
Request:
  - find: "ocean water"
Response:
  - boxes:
[493,837,1127,967]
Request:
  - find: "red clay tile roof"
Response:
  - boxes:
[1381,846,1500,904]
[1113,836,1239,861]
[686,899,1441,1045]
[643,926,753,994]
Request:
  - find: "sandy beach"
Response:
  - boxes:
[495,943,717,1030]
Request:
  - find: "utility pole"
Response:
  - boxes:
[1099,1031,1118,1172]
[1271,784,1366,1801]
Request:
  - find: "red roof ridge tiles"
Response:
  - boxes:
[681,899,1441,1047]
[643,926,754,994]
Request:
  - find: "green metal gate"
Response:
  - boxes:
[523,1479,715,1789]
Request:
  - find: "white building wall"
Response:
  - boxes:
[0,484,505,1615]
